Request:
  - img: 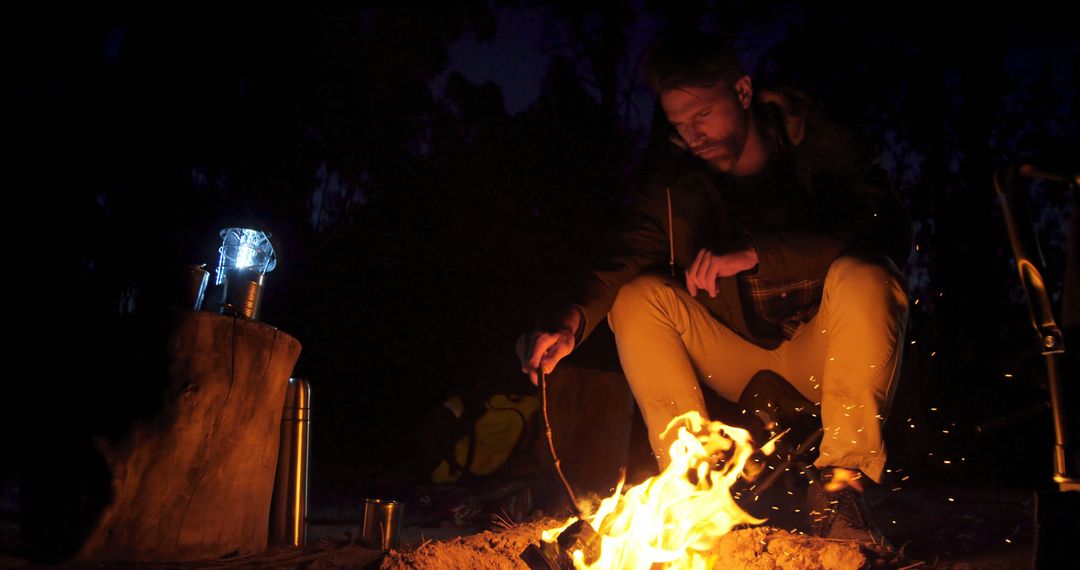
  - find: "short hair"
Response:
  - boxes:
[643,32,746,93]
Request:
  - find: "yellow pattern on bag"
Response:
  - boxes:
[431,394,538,482]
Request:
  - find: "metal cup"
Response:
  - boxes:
[360,499,403,550]
[187,265,210,310]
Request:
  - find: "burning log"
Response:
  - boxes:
[521,519,601,570]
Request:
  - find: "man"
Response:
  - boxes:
[516,32,911,543]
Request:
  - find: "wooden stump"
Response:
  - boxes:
[544,365,635,498]
[76,311,302,562]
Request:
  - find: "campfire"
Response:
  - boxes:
[531,411,780,569]
[379,370,909,570]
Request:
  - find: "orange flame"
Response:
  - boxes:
[541,411,767,568]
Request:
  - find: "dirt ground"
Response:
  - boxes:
[377,521,897,570]
[291,479,1040,570]
[373,488,1033,569]
[0,479,1048,569]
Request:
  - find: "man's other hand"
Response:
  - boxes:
[685,246,759,297]
[515,307,582,386]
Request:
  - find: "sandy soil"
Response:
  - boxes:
[377,519,905,570]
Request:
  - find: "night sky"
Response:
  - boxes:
[8,2,1079,561]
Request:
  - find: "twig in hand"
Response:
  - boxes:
[540,370,584,519]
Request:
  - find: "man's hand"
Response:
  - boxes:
[685,246,759,297]
[516,307,582,386]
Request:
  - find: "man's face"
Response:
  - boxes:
[660,78,751,173]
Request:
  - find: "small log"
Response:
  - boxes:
[542,366,634,500]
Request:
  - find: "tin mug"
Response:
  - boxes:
[360,498,402,550]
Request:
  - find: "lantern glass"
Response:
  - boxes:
[215,228,276,286]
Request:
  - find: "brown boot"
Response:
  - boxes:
[806,467,892,548]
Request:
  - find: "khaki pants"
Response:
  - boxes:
[607,255,909,483]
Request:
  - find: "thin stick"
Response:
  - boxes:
[539,370,584,519]
[666,187,675,277]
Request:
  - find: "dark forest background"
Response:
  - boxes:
[8,1,1079,557]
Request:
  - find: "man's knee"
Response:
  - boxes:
[608,274,676,331]
[825,254,909,313]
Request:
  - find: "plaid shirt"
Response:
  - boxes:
[721,137,831,344]
[738,273,824,341]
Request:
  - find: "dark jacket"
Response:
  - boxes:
[559,87,912,350]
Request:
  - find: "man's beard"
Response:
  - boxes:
[694,139,741,172]
[692,115,749,173]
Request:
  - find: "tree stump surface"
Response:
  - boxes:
[77,311,302,562]
[544,366,635,498]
